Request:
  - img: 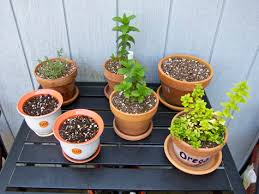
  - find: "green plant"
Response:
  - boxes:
[112,13,140,61]
[170,81,250,148]
[37,48,67,79]
[114,59,152,103]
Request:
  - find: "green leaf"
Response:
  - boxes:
[112,16,122,22]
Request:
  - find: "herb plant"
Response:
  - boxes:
[37,48,67,79]
[114,59,152,103]
[112,13,140,61]
[170,81,250,148]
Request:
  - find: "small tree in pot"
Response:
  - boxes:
[103,13,140,98]
[109,59,159,141]
[164,81,250,174]
[34,49,78,106]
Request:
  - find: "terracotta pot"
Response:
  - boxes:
[103,59,123,97]
[158,54,214,106]
[17,89,63,136]
[34,58,78,105]
[53,109,104,161]
[109,91,159,138]
[170,111,228,166]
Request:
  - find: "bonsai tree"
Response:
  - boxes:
[170,81,250,148]
[37,48,67,79]
[115,59,152,103]
[111,13,140,62]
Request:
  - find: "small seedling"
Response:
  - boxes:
[112,13,140,61]
[170,81,250,148]
[37,48,67,79]
[115,59,152,103]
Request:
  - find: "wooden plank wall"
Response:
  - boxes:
[0,0,258,170]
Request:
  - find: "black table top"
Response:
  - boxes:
[0,82,245,193]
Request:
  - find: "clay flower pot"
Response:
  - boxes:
[109,91,159,141]
[170,111,228,166]
[34,58,79,106]
[158,54,214,106]
[103,59,123,98]
[53,109,104,162]
[17,89,63,136]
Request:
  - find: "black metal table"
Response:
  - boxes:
[0,82,245,193]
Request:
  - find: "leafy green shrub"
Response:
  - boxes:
[37,49,67,79]
[170,81,250,148]
[112,13,140,61]
[114,59,152,103]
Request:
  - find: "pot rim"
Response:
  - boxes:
[109,90,159,117]
[17,89,63,119]
[53,109,104,145]
[171,111,228,153]
[34,57,78,81]
[158,54,214,85]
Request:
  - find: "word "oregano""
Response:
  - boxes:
[170,81,250,148]
[111,14,139,61]
[115,59,152,103]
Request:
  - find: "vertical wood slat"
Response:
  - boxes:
[0,0,34,136]
[165,0,224,61]
[12,0,71,88]
[227,48,259,169]
[118,0,171,82]
[206,0,259,169]
[63,0,117,82]
[0,105,13,152]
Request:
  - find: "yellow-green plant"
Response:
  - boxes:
[111,13,140,61]
[170,81,250,148]
[115,59,152,103]
[37,48,66,79]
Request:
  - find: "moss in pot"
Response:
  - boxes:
[34,48,78,105]
[53,109,104,163]
[104,13,140,98]
[165,82,250,171]
[110,59,159,141]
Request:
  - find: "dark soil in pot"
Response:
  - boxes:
[59,115,99,143]
[112,92,157,114]
[36,61,76,79]
[161,57,210,82]
[23,94,59,116]
[105,59,121,74]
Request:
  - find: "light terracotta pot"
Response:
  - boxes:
[53,109,104,162]
[103,59,123,98]
[158,54,214,106]
[34,58,78,105]
[170,111,228,166]
[109,91,159,139]
[17,89,63,136]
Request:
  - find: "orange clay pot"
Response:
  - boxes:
[34,58,78,105]
[170,111,228,166]
[103,59,124,97]
[158,54,214,106]
[109,91,159,138]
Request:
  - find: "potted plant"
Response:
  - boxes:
[103,13,140,98]
[164,82,250,174]
[110,59,159,141]
[34,48,79,106]
[53,109,104,163]
[158,54,214,109]
[17,89,63,137]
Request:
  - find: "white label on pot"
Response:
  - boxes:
[173,143,210,166]
[127,51,134,60]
